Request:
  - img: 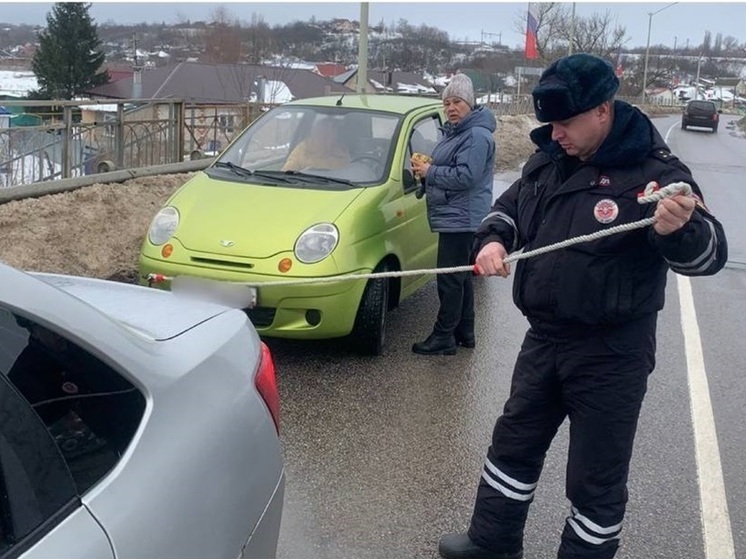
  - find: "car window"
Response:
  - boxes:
[217,106,402,187]
[0,307,146,495]
[409,116,441,158]
[0,367,79,556]
[404,115,442,193]
[230,109,304,169]
[687,101,716,112]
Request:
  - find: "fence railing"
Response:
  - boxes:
[3,94,696,191]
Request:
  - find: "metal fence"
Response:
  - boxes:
[3,94,692,190]
[0,99,182,188]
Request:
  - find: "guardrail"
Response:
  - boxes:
[0,157,214,205]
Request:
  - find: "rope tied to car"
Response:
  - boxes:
[147,181,692,288]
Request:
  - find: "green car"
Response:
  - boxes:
[139,95,444,355]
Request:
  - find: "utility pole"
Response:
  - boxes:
[357,2,369,94]
[132,33,143,99]
[641,2,678,105]
[694,54,702,100]
[568,2,576,55]
[481,29,502,46]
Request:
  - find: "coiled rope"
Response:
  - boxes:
[148,181,692,288]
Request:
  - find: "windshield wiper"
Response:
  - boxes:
[212,162,292,183]
[282,170,355,186]
[213,161,255,177]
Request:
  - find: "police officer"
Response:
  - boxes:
[438,53,728,559]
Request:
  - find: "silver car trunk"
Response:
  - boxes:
[32,273,229,341]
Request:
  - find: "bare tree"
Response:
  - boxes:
[204,6,242,64]
[512,3,566,62]
[244,13,273,65]
[512,3,628,62]
[558,11,626,59]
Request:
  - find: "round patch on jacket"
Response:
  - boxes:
[593,199,619,224]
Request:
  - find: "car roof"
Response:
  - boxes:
[283,93,442,114]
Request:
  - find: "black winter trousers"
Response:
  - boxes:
[433,232,474,336]
[467,315,656,559]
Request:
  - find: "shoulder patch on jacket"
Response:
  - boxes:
[650,149,679,164]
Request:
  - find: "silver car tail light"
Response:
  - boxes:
[256,342,280,434]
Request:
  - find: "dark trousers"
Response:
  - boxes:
[433,232,474,336]
[467,315,657,559]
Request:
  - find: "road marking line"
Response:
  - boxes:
[677,274,735,559]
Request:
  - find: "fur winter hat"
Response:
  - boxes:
[532,53,619,122]
[442,73,475,108]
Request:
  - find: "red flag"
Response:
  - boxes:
[525,3,539,60]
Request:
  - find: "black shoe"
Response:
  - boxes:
[438,533,523,559]
[454,332,476,348]
[455,319,475,348]
[412,333,457,355]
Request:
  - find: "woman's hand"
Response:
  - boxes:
[411,153,432,179]
[474,241,510,278]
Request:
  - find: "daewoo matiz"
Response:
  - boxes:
[139,95,444,355]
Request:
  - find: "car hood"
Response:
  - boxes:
[171,174,364,258]
[32,273,229,341]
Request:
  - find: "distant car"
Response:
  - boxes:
[139,95,444,355]
[0,262,283,559]
[681,99,721,132]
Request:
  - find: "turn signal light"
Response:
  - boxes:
[278,258,293,273]
[161,244,174,258]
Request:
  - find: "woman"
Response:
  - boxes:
[410,73,496,355]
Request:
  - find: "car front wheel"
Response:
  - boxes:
[350,264,389,356]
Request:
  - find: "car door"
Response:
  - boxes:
[0,374,114,559]
[396,112,442,294]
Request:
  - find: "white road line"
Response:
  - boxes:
[677,275,735,559]
[666,121,735,559]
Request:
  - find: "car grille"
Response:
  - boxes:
[245,306,276,327]
[190,256,254,269]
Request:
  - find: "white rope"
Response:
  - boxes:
[148,181,692,288]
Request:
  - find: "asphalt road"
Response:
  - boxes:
[272,114,746,559]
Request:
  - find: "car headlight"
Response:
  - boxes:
[148,207,180,246]
[294,223,339,264]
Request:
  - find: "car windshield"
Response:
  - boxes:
[214,106,401,189]
[688,101,716,112]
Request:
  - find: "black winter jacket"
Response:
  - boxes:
[474,100,728,333]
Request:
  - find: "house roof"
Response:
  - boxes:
[314,63,347,78]
[714,77,743,87]
[334,69,437,95]
[85,61,352,103]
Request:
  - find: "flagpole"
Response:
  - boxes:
[568,2,576,55]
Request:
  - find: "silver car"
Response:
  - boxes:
[0,262,284,559]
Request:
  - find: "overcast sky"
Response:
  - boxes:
[4,1,746,50]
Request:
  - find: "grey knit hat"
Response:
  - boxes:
[442,73,475,107]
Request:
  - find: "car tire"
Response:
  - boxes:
[351,264,389,356]
[712,125,718,133]
[681,121,687,130]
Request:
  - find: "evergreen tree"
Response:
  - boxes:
[31,2,109,100]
